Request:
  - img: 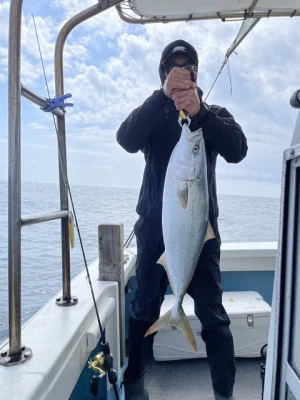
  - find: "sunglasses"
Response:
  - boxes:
[163,62,198,75]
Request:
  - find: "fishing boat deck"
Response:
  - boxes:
[144,356,263,399]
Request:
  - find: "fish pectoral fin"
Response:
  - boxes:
[204,220,216,243]
[177,183,188,209]
[145,310,171,337]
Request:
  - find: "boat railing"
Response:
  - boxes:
[0,239,277,400]
[4,0,122,366]
[0,221,137,399]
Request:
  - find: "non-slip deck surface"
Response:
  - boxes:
[145,358,263,400]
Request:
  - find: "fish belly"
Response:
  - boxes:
[162,178,208,298]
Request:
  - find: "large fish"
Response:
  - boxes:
[145,121,215,351]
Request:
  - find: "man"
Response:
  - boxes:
[117,39,248,400]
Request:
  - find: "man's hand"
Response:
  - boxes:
[171,88,201,117]
[163,67,196,98]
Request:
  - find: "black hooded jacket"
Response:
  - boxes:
[116,42,248,245]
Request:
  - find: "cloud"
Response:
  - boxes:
[0,2,9,43]
[231,18,300,102]
[1,2,299,197]
[22,142,55,151]
[25,122,53,132]
[68,161,111,171]
[68,147,110,157]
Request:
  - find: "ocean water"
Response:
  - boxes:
[0,179,280,343]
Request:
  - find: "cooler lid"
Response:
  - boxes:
[160,291,271,319]
[222,291,271,317]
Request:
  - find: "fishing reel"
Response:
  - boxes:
[88,342,118,397]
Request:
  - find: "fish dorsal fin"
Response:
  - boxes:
[204,221,216,243]
[177,182,188,208]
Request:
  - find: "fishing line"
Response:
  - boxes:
[205,18,260,101]
[204,58,228,102]
[226,57,233,96]
[124,228,135,248]
[32,14,51,98]
[31,13,105,342]
[32,16,122,399]
[32,13,122,399]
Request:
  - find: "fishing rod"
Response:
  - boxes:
[32,14,119,399]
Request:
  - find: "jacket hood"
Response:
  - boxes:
[159,39,199,84]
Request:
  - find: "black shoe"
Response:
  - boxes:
[214,390,235,400]
[124,371,149,400]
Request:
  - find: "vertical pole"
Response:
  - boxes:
[98,223,125,366]
[2,0,32,365]
[54,42,72,304]
[7,0,23,357]
[56,115,73,304]
[53,1,123,305]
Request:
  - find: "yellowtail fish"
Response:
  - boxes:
[145,122,215,351]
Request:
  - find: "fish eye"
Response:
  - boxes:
[192,144,199,154]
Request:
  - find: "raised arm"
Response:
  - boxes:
[116,89,168,153]
[202,105,247,163]
[190,104,248,163]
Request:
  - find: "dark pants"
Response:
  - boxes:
[126,217,236,397]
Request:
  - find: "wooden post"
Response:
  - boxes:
[98,223,125,366]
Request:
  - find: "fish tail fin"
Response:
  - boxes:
[177,306,197,352]
[144,306,197,352]
[144,309,172,337]
[177,307,197,352]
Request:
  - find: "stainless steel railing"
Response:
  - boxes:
[2,0,122,366]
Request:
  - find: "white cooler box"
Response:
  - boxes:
[153,291,271,361]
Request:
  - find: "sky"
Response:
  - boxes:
[0,1,300,198]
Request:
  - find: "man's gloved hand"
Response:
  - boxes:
[172,88,201,117]
[163,67,196,98]
[163,67,200,117]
